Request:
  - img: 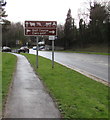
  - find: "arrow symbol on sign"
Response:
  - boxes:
[25,22,29,27]
[49,30,55,34]
[26,29,31,33]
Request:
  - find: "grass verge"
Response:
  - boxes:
[23,53,109,119]
[55,51,110,55]
[55,44,110,55]
[2,53,17,105]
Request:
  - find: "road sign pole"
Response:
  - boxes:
[52,40,54,68]
[25,21,57,68]
[36,36,39,68]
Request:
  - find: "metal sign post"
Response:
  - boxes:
[36,36,39,68]
[49,36,55,68]
[24,21,57,68]
[52,40,54,68]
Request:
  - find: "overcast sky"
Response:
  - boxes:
[5,0,91,25]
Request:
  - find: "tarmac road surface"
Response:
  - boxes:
[29,50,109,83]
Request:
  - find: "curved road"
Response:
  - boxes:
[29,49,109,83]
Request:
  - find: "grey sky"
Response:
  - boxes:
[5,0,100,25]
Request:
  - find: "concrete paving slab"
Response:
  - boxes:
[4,53,60,118]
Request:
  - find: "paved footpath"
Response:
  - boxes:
[4,53,60,118]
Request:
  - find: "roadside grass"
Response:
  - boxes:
[55,51,110,55]
[2,53,17,105]
[23,53,109,119]
[55,44,110,55]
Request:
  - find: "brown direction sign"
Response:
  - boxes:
[24,21,57,36]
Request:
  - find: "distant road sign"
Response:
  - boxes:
[24,21,57,36]
[49,36,55,40]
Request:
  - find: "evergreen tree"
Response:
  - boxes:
[64,9,73,49]
[71,18,78,49]
[89,2,108,44]
[78,18,87,48]
[79,19,84,47]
